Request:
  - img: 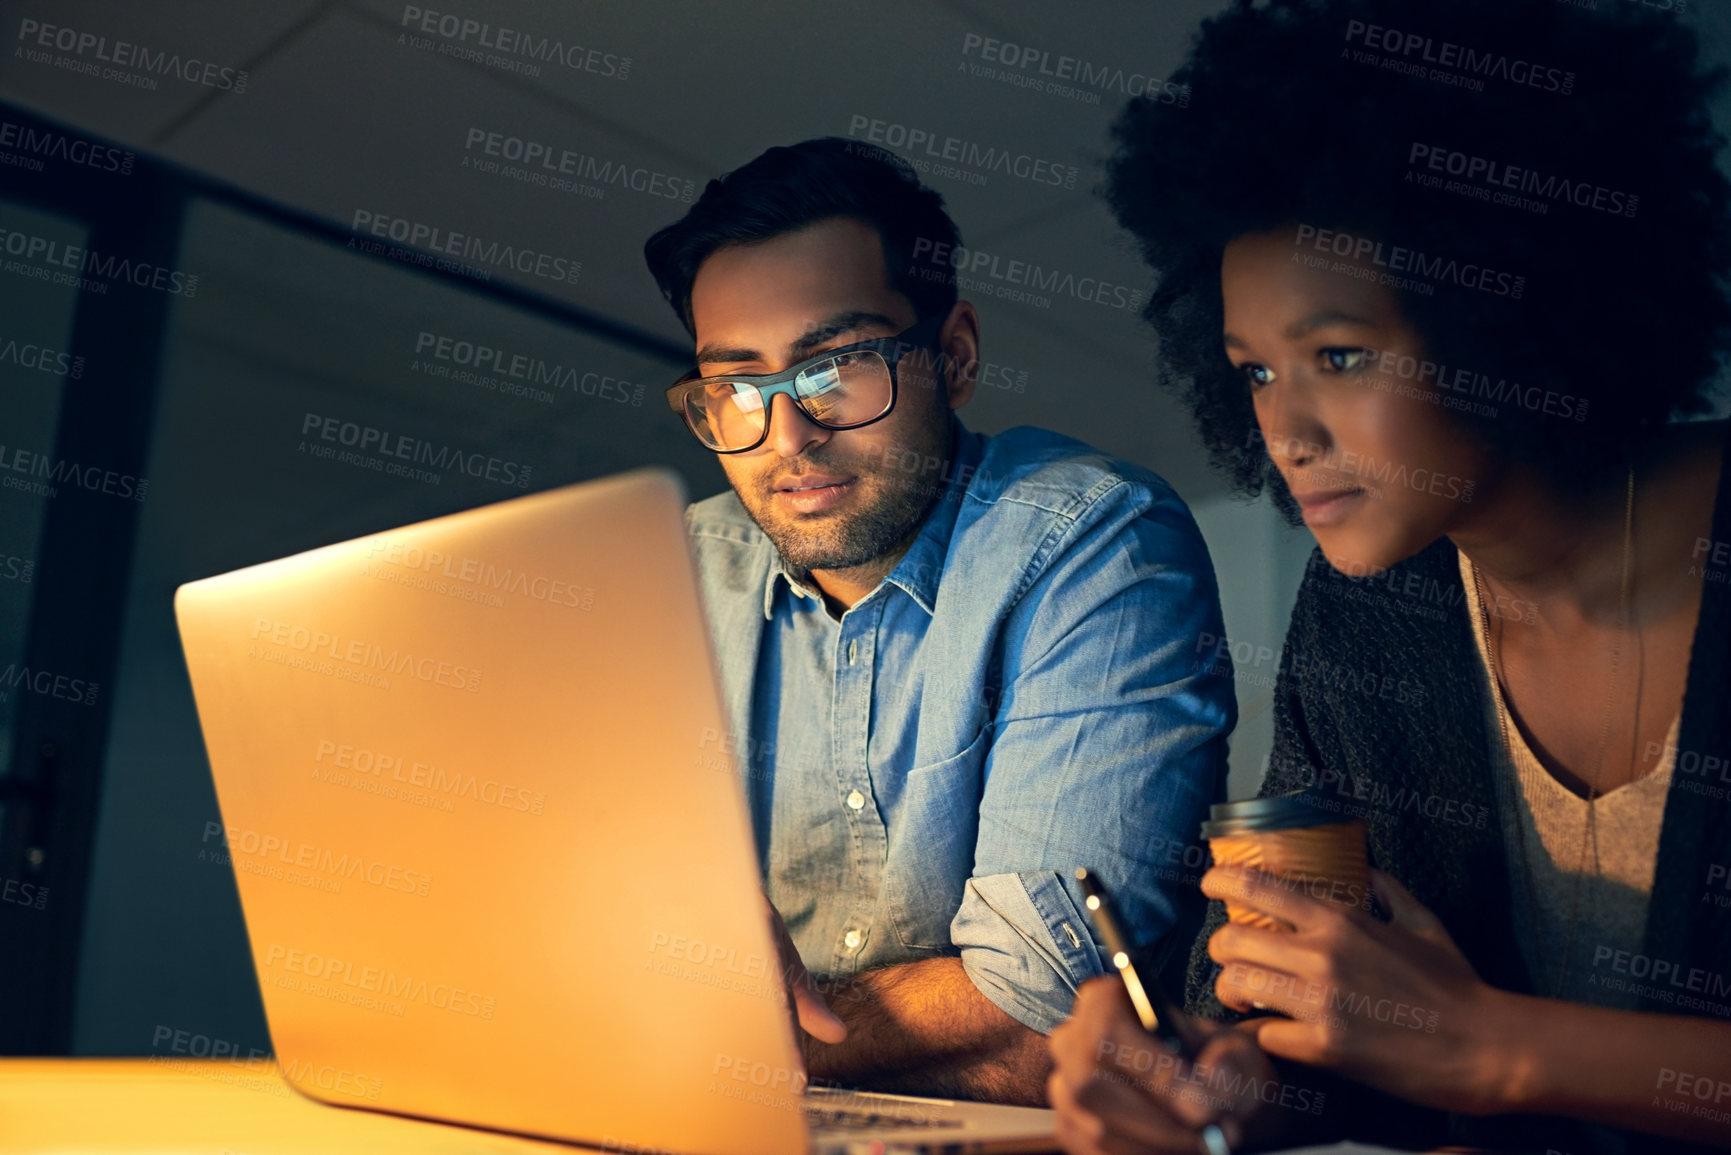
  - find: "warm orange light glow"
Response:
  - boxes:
[0,1059,587,1152]
[174,472,808,1154]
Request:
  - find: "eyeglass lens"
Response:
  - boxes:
[689,349,892,450]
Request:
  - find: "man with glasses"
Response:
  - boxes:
[643,137,1234,1104]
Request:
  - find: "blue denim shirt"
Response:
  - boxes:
[685,422,1234,1034]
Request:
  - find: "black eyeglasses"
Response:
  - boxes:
[664,315,946,454]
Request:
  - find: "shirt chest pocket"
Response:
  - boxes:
[884,726,990,952]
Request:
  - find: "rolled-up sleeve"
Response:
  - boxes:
[950,481,1236,1034]
[954,870,1106,1034]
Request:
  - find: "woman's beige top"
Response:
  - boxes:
[1458,551,1676,1009]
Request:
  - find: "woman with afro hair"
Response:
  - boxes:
[1048,1,1731,1152]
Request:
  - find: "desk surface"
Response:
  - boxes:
[0,1060,1443,1155]
[0,1059,600,1153]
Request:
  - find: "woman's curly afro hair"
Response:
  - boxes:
[1105,0,1731,510]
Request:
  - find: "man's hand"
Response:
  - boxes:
[766,900,847,1044]
[1049,977,1289,1154]
[802,956,1051,1104]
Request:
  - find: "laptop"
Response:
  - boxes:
[173,467,1058,1155]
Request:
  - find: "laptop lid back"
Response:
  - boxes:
[174,468,807,1155]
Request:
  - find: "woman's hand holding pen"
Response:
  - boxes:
[1049,978,1286,1154]
[1201,864,1524,1117]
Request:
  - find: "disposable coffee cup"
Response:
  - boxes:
[1201,794,1370,931]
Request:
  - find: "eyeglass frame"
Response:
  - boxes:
[663,313,949,454]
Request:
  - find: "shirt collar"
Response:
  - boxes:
[762,553,816,619]
[760,420,983,621]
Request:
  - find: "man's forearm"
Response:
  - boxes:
[803,957,1052,1106]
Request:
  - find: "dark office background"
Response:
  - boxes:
[0,0,1727,1060]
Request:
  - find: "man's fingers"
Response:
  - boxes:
[794,981,848,1044]
[784,953,846,1043]
[764,900,848,1043]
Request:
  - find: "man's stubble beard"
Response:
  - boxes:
[741,419,954,578]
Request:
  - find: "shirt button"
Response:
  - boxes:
[843,929,862,950]
[846,790,866,811]
[847,640,858,665]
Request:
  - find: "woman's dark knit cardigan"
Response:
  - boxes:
[1184,434,1731,1155]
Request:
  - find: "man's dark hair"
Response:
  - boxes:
[644,136,961,336]
[1104,0,1731,516]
